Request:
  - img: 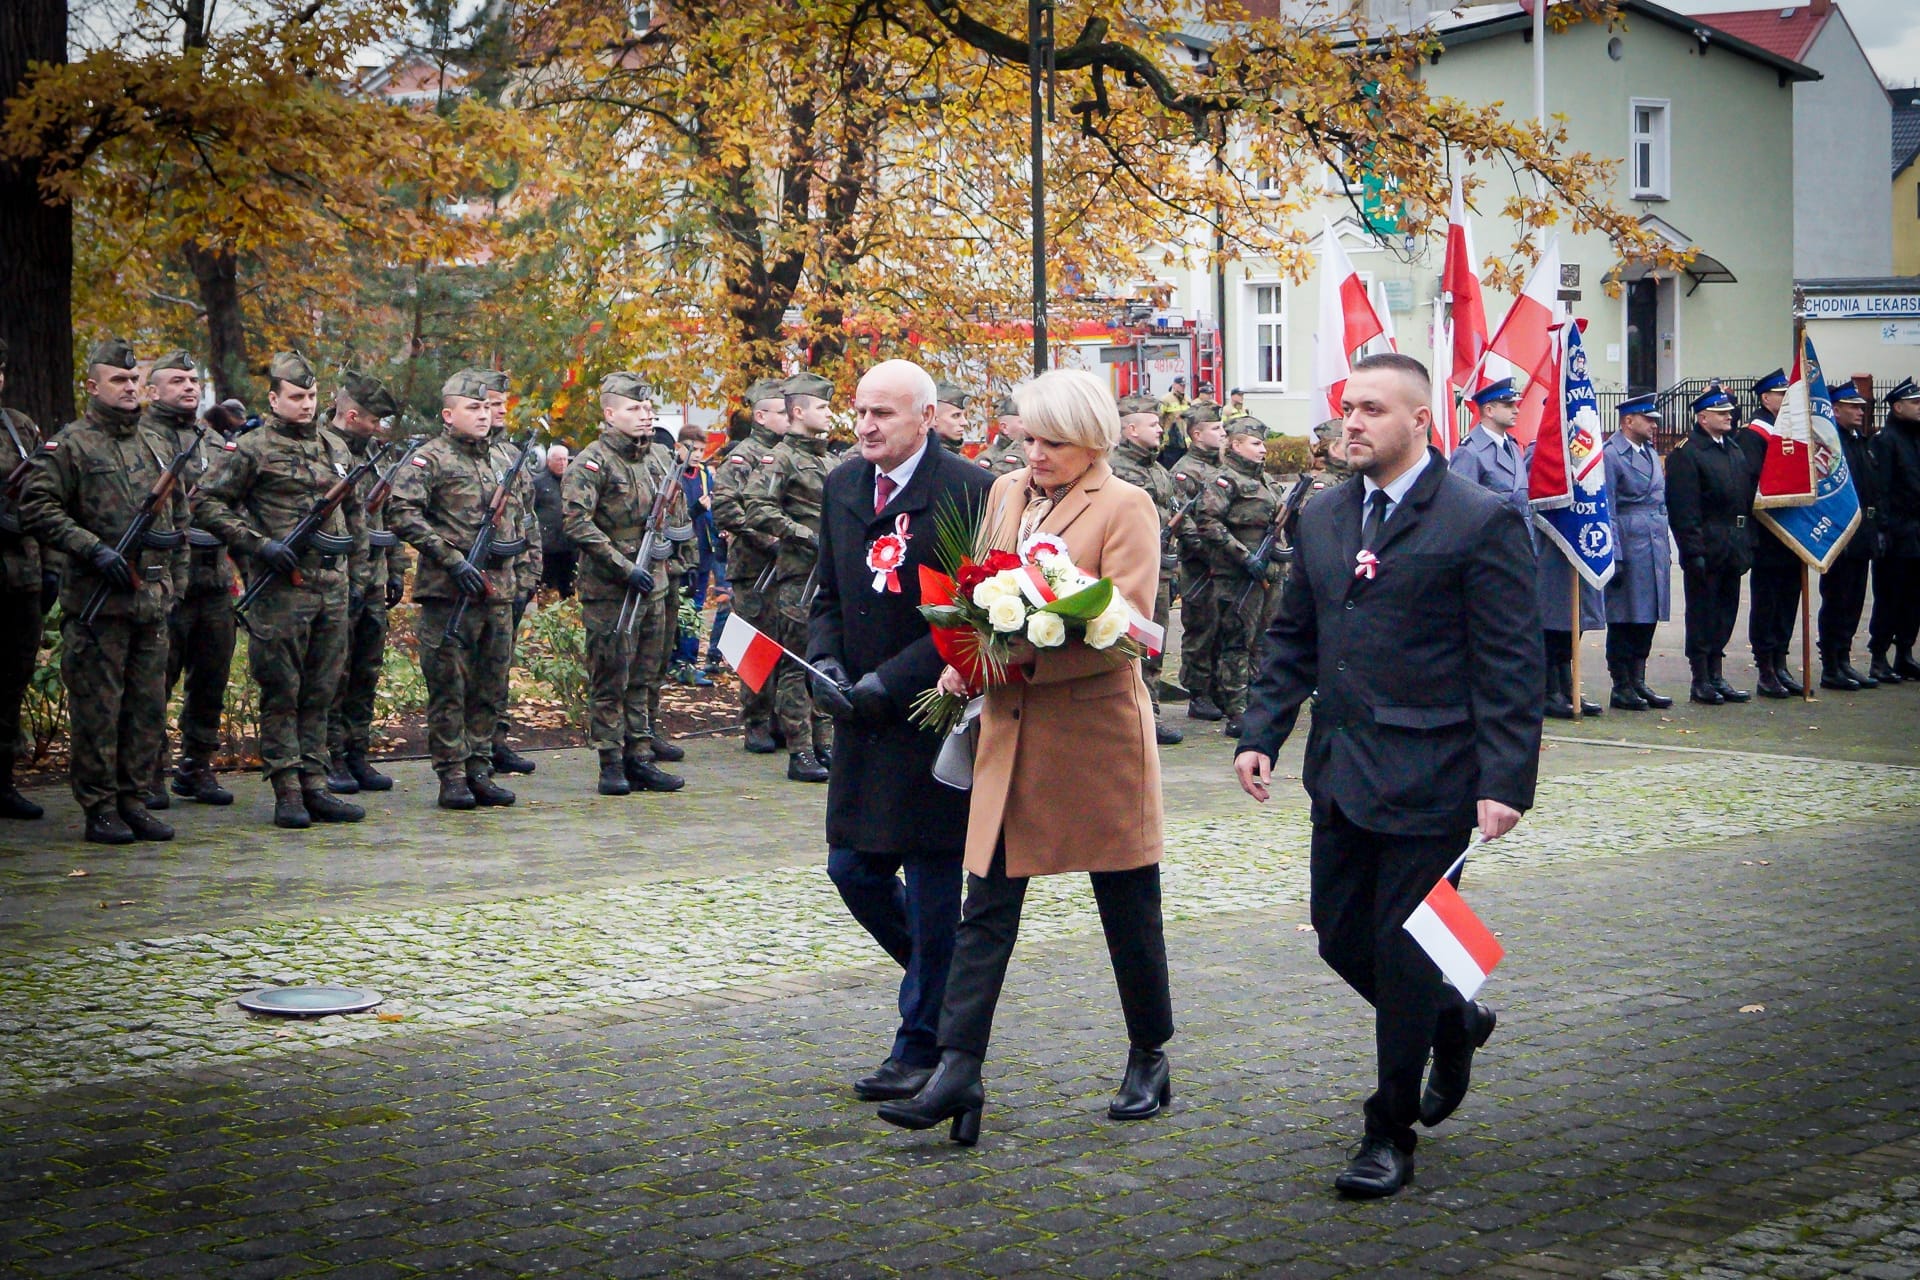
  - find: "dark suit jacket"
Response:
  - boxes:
[1239,449,1544,836]
[1665,426,1756,575]
[809,440,993,855]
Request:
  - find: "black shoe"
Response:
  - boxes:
[491,743,536,775]
[1712,676,1751,703]
[273,778,311,829]
[302,789,366,823]
[1869,650,1902,684]
[877,1049,984,1147]
[1187,696,1224,722]
[1895,648,1920,681]
[1222,716,1242,739]
[1334,1137,1414,1199]
[325,754,362,794]
[1155,721,1185,745]
[1108,1046,1172,1121]
[1774,658,1805,697]
[466,773,516,807]
[143,781,170,810]
[1632,659,1673,709]
[744,725,779,754]
[173,760,234,805]
[597,749,631,796]
[1820,657,1860,692]
[1544,663,1574,720]
[1421,1001,1495,1127]
[815,745,832,769]
[787,750,829,783]
[1609,662,1649,711]
[437,773,477,811]
[1689,659,1723,705]
[625,758,686,792]
[1756,662,1791,699]
[1838,656,1877,689]
[117,800,174,842]
[650,735,686,763]
[0,785,43,820]
[345,751,393,792]
[854,1058,935,1102]
[1578,694,1603,716]
[85,806,136,845]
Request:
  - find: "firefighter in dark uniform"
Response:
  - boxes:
[1665,383,1757,705]
[1817,379,1880,690]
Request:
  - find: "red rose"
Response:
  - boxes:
[956,562,991,592]
[983,549,1021,573]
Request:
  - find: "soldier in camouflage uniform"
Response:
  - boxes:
[195,352,368,829]
[564,373,690,796]
[0,338,54,821]
[742,372,835,783]
[934,382,971,456]
[320,369,404,796]
[138,350,238,810]
[1170,403,1226,721]
[19,338,189,844]
[974,395,1028,476]
[474,368,541,777]
[1110,393,1184,745]
[709,377,788,753]
[1196,415,1285,739]
[385,370,528,811]
[1310,418,1353,486]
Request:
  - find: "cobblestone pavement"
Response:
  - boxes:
[1606,1172,1920,1280]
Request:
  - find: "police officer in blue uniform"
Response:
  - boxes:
[1817,380,1880,690]
[1601,395,1674,710]
[1736,368,1806,698]
[1666,383,1757,704]
[1448,380,1527,511]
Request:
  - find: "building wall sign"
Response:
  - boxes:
[1805,293,1920,320]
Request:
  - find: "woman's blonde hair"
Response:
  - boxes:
[1013,368,1122,453]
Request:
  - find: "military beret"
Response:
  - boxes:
[267,351,316,389]
[341,368,398,419]
[149,349,197,374]
[995,395,1018,418]
[441,368,492,402]
[1185,402,1222,425]
[935,381,971,409]
[1313,419,1344,443]
[1828,380,1868,406]
[1883,376,1920,405]
[476,368,510,394]
[1226,416,1268,439]
[87,337,139,371]
[783,372,834,403]
[1752,368,1789,396]
[746,377,788,407]
[1691,383,1737,414]
[599,371,653,402]
[1116,394,1160,417]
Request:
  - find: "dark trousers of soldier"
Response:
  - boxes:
[1682,565,1744,662]
[162,591,236,771]
[327,596,387,757]
[1176,560,1216,699]
[1868,558,1920,652]
[1209,577,1271,717]
[62,611,168,811]
[581,592,668,761]
[1,585,44,777]
[1818,560,1870,656]
[416,600,511,777]
[1605,621,1657,665]
[1748,563,1802,659]
[246,582,349,785]
[767,575,831,754]
[1143,579,1171,718]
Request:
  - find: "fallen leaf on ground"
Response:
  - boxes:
[1739,1003,1766,1014]
[376,1012,405,1023]
[66,869,88,877]
[1295,923,1314,932]
[273,1029,296,1039]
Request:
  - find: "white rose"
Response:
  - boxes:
[1026,611,1067,648]
[1085,609,1128,650]
[987,596,1028,633]
[971,578,1010,609]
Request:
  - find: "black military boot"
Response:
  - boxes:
[1222,715,1243,738]
[0,750,43,820]
[1609,661,1649,710]
[1155,720,1185,745]
[626,756,686,792]
[743,723,778,754]
[1633,658,1674,709]
[302,786,365,823]
[324,752,362,794]
[649,734,686,763]
[1544,663,1574,720]
[173,758,234,805]
[118,797,174,842]
[1838,651,1878,689]
[144,762,171,810]
[597,749,631,796]
[1186,695,1224,722]
[786,750,829,783]
[436,771,477,811]
[1774,653,1805,697]
[84,804,136,845]
[1820,649,1860,692]
[1895,646,1920,681]
[345,750,392,791]
[491,742,536,775]
[1689,657,1723,705]
[1869,647,1902,683]
[272,773,312,829]
[1709,655,1750,703]
[466,771,516,807]
[1755,652,1790,699]
[1567,664,1603,717]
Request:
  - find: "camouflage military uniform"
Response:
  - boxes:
[975,433,1026,477]
[194,407,366,791]
[322,380,408,772]
[1168,441,1223,708]
[481,383,541,771]
[0,399,49,812]
[1197,446,1285,722]
[1108,435,1179,720]
[708,402,785,743]
[19,397,189,815]
[741,428,833,764]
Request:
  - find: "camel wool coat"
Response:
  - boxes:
[965,458,1165,878]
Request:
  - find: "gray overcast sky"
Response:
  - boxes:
[1665,0,1920,85]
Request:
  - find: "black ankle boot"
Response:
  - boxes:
[324,753,361,793]
[437,772,476,811]
[1544,663,1574,720]
[1608,661,1649,710]
[1633,658,1673,708]
[0,751,42,820]
[876,1049,985,1147]
[1775,654,1805,697]
[1839,653,1877,688]
[1869,648,1902,683]
[302,787,366,823]
[597,749,631,796]
[1710,655,1750,702]
[467,772,516,807]
[1755,654,1790,699]
[173,759,234,805]
[1895,647,1920,681]
[345,750,393,792]
[1820,651,1860,692]
[1108,1046,1172,1120]
[1689,657,1723,705]
[118,798,174,842]
[491,742,536,775]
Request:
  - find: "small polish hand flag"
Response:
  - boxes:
[1403,869,1505,1001]
[717,614,783,693]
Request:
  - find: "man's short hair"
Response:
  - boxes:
[1351,352,1431,404]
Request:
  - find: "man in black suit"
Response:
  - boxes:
[808,359,994,1102]
[1234,353,1543,1199]
[1665,384,1759,704]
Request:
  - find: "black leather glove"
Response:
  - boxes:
[625,563,655,595]
[386,577,405,608]
[256,539,300,576]
[847,671,894,726]
[89,544,133,590]
[40,570,60,611]
[451,560,488,598]
[810,656,854,719]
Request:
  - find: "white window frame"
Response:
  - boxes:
[1242,278,1289,391]
[1323,149,1362,195]
[1630,98,1671,201]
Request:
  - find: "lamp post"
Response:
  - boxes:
[1028,0,1053,376]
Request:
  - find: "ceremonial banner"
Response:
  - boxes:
[1755,334,1861,571]
[1532,322,1617,590]
[1750,348,1818,511]
[1404,870,1505,1001]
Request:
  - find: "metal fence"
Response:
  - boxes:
[1592,378,1758,455]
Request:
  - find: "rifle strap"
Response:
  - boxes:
[0,410,26,463]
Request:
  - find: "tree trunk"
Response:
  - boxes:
[0,0,74,429]
[183,242,249,402]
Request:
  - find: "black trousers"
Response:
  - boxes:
[1310,803,1473,1153]
[1543,629,1573,664]
[937,844,1173,1060]
[0,585,40,767]
[1605,621,1656,664]
[1818,559,1870,655]
[1869,557,1920,651]
[1682,565,1744,663]
[1748,562,1802,658]
[541,546,577,598]
[163,591,236,765]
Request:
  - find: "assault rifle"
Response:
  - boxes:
[442,426,540,641]
[616,457,681,636]
[78,425,206,634]
[363,434,429,515]
[234,439,392,618]
[1229,473,1317,613]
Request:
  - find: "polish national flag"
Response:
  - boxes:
[1527,321,1573,506]
[1443,175,1497,399]
[1487,239,1562,449]
[717,613,784,693]
[1403,867,1505,1002]
[1125,611,1165,658]
[1313,217,1390,422]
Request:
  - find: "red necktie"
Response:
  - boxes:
[875,473,896,515]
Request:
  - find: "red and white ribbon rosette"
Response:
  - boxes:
[1353,549,1380,581]
[1018,533,1068,563]
[867,514,911,592]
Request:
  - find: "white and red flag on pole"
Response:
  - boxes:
[1750,350,1818,511]
[717,613,785,693]
[1443,175,1498,403]
[1313,217,1390,422]
[1403,858,1506,1001]
[1485,238,1562,449]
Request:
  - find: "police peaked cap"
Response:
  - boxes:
[1751,368,1789,395]
[746,377,788,407]
[268,351,316,389]
[1617,394,1662,419]
[1828,380,1868,406]
[149,350,197,374]
[341,368,399,419]
[935,382,971,409]
[1691,384,1737,414]
[1115,394,1160,417]
[1471,378,1520,406]
[441,368,492,401]
[87,337,139,371]
[599,371,654,402]
[1884,376,1920,404]
[783,373,834,403]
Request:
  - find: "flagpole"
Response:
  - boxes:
[1792,303,1814,703]
[1570,579,1583,721]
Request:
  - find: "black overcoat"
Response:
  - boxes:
[1665,426,1757,575]
[808,440,993,855]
